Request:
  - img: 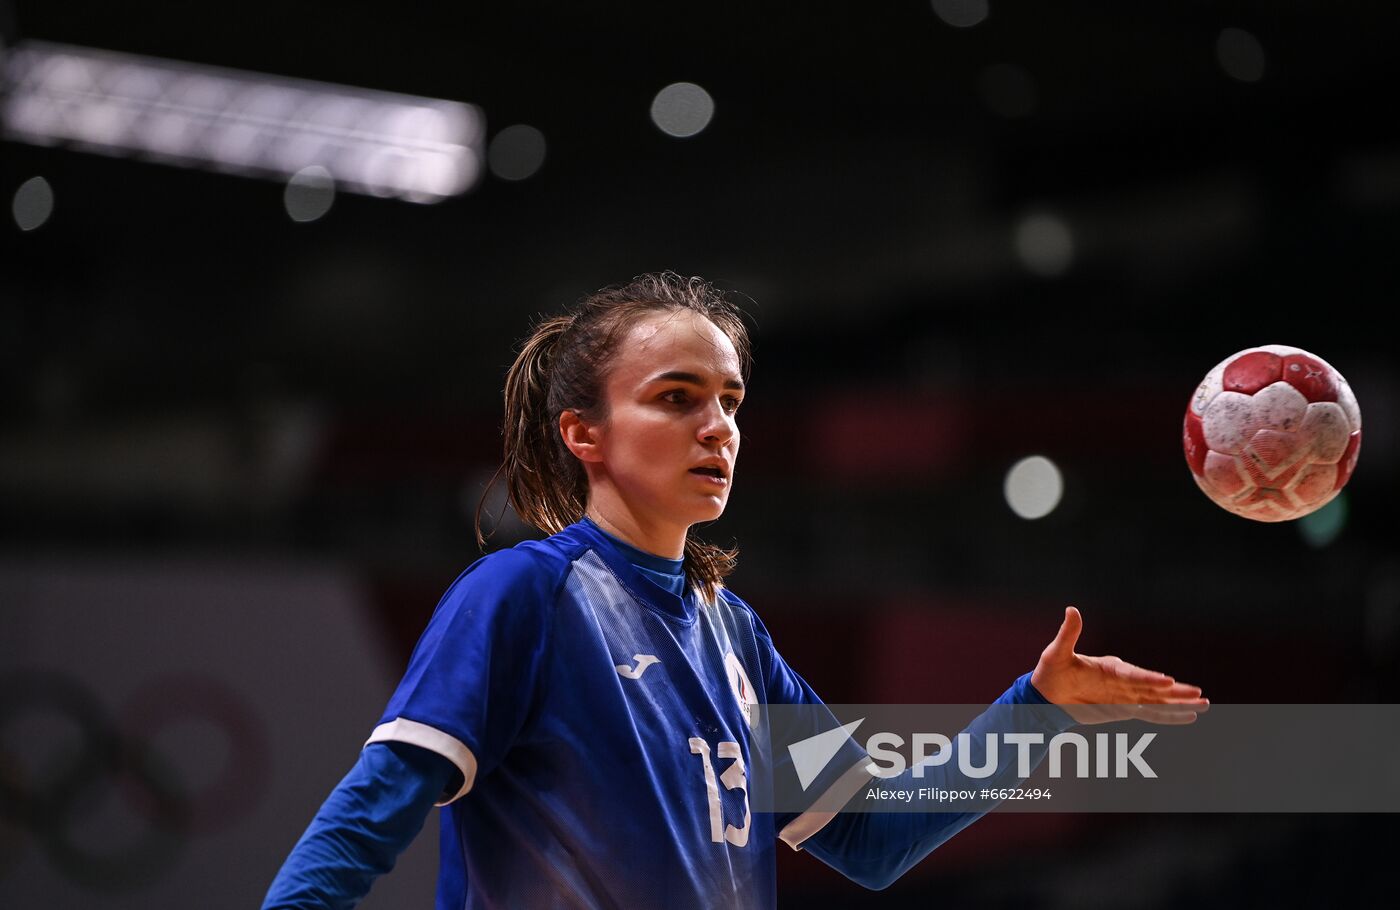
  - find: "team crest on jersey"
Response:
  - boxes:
[724,652,756,729]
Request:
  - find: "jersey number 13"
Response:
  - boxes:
[688,738,750,847]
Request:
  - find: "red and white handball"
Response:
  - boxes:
[1183,345,1361,522]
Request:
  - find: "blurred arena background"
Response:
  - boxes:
[2,1,1398,907]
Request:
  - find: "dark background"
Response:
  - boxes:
[3,1,1398,906]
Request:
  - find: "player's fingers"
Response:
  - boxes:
[1106,658,1174,685]
[1047,606,1082,659]
[1134,705,1202,725]
[1145,682,1204,700]
[1137,691,1209,707]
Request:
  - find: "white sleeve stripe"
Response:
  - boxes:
[365,718,479,806]
[777,757,875,850]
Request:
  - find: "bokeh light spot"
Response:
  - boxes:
[1299,493,1347,548]
[1013,212,1075,277]
[650,82,715,138]
[13,176,54,231]
[1217,27,1266,83]
[488,124,547,181]
[1004,456,1064,520]
[932,0,990,29]
[284,165,335,222]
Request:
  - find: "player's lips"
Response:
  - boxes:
[688,459,730,485]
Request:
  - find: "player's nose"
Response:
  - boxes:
[697,400,736,446]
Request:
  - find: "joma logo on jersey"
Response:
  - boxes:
[615,655,660,679]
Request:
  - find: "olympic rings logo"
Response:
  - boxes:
[0,669,271,892]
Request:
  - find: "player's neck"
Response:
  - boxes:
[584,501,685,560]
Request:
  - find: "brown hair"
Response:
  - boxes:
[477,272,752,603]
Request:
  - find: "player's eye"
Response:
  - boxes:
[662,390,689,405]
[722,396,743,415]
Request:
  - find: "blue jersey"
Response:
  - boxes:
[367,519,849,910]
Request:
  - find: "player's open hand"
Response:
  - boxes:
[1030,606,1208,726]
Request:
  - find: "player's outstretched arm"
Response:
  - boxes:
[799,672,1069,890]
[262,742,457,910]
[1030,606,1209,725]
[799,608,1207,889]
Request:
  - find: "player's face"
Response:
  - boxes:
[593,310,744,534]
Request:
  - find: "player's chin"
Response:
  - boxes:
[685,491,730,522]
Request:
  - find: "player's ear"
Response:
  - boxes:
[559,409,604,463]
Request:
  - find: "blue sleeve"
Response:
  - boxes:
[262,742,458,909]
[368,546,560,800]
[799,673,1075,890]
